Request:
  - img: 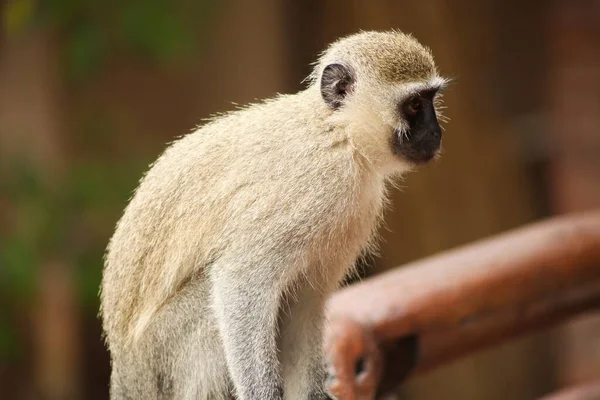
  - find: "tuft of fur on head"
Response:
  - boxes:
[308,30,437,86]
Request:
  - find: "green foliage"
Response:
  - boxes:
[3,0,36,34]
[1,163,43,300]
[65,161,148,309]
[0,0,219,364]
[3,0,217,80]
[0,236,38,300]
[0,315,21,362]
[0,156,147,360]
[120,0,196,61]
[63,21,110,81]
[0,159,147,307]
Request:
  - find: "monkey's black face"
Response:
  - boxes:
[392,89,442,164]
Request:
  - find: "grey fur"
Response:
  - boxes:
[100,30,445,400]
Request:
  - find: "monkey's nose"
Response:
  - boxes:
[430,126,442,141]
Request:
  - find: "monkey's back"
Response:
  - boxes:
[101,88,383,346]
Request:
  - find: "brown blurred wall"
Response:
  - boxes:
[546,0,600,390]
[4,0,599,399]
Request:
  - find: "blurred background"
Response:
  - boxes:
[1,0,600,399]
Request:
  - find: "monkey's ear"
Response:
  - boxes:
[320,63,355,109]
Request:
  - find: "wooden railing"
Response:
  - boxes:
[325,211,600,399]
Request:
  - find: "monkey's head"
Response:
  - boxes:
[313,31,448,173]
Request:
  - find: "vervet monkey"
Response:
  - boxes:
[100,30,448,400]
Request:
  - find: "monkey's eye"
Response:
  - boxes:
[404,96,422,117]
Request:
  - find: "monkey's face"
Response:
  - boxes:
[392,87,443,164]
[316,31,450,173]
[320,62,447,171]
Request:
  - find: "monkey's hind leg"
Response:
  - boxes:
[108,365,131,400]
[108,353,160,400]
[154,277,232,400]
